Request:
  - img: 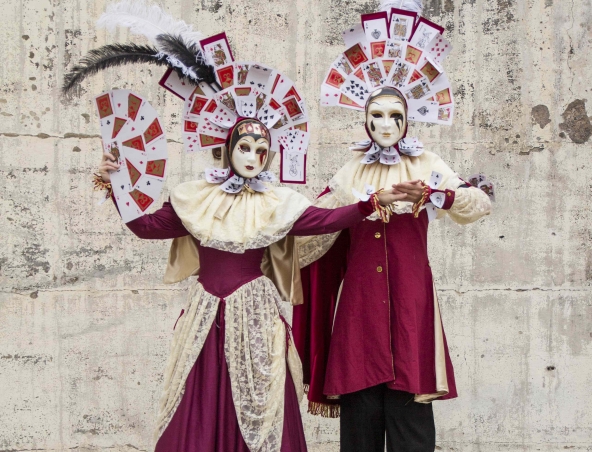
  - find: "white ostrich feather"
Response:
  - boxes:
[379,0,423,15]
[97,0,204,47]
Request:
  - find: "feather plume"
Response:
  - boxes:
[62,42,208,96]
[380,0,423,15]
[97,0,204,48]
[155,34,216,86]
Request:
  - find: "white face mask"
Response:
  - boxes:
[365,96,407,148]
[230,136,269,179]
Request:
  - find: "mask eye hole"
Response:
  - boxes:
[239,145,250,153]
[390,113,403,120]
[256,148,267,154]
[371,113,382,118]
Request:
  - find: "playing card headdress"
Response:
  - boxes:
[320,0,454,126]
[63,1,310,220]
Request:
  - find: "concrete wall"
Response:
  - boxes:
[1,0,591,450]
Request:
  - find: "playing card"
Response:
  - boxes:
[257,105,282,128]
[362,12,389,42]
[337,92,365,111]
[244,64,273,92]
[197,118,230,139]
[113,191,143,223]
[385,40,406,59]
[426,203,438,222]
[182,129,200,153]
[280,148,306,184]
[282,96,306,121]
[478,180,495,201]
[269,73,295,101]
[184,93,211,121]
[234,62,251,86]
[343,43,370,70]
[289,130,310,155]
[436,104,454,125]
[202,103,237,129]
[320,84,342,107]
[388,8,417,42]
[324,67,348,90]
[331,54,354,76]
[386,58,413,88]
[407,99,439,122]
[409,18,444,50]
[361,59,387,90]
[216,63,235,89]
[198,133,227,150]
[342,23,367,48]
[110,158,133,195]
[200,32,234,67]
[402,78,433,101]
[416,56,441,83]
[430,192,446,209]
[468,174,486,187]
[158,68,196,101]
[425,34,452,67]
[214,89,238,114]
[434,87,453,105]
[404,44,423,65]
[429,171,444,189]
[237,95,258,118]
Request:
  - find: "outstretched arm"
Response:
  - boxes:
[290,190,401,236]
[99,152,189,240]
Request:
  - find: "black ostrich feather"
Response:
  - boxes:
[155,34,217,87]
[62,43,168,96]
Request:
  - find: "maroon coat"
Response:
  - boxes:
[293,189,457,415]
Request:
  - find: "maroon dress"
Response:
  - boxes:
[120,200,373,452]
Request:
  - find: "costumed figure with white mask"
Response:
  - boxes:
[62,2,402,451]
[293,1,494,451]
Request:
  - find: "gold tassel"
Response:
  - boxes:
[307,401,341,418]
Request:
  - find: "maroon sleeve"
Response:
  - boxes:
[289,200,373,236]
[112,195,189,240]
[441,189,455,210]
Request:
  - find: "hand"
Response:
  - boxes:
[377,188,410,206]
[391,180,425,203]
[98,153,119,183]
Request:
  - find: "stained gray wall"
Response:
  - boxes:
[1,0,591,451]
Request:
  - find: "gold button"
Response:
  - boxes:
[375,232,381,238]
[377,266,383,273]
[447,192,451,196]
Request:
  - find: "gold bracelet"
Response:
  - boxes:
[412,182,430,218]
[370,189,391,223]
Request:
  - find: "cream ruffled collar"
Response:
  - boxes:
[170,180,311,253]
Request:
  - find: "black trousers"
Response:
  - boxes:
[340,384,436,452]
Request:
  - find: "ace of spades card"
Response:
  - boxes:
[407,99,439,123]
[361,12,389,43]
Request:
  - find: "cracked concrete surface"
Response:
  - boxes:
[1,0,591,451]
